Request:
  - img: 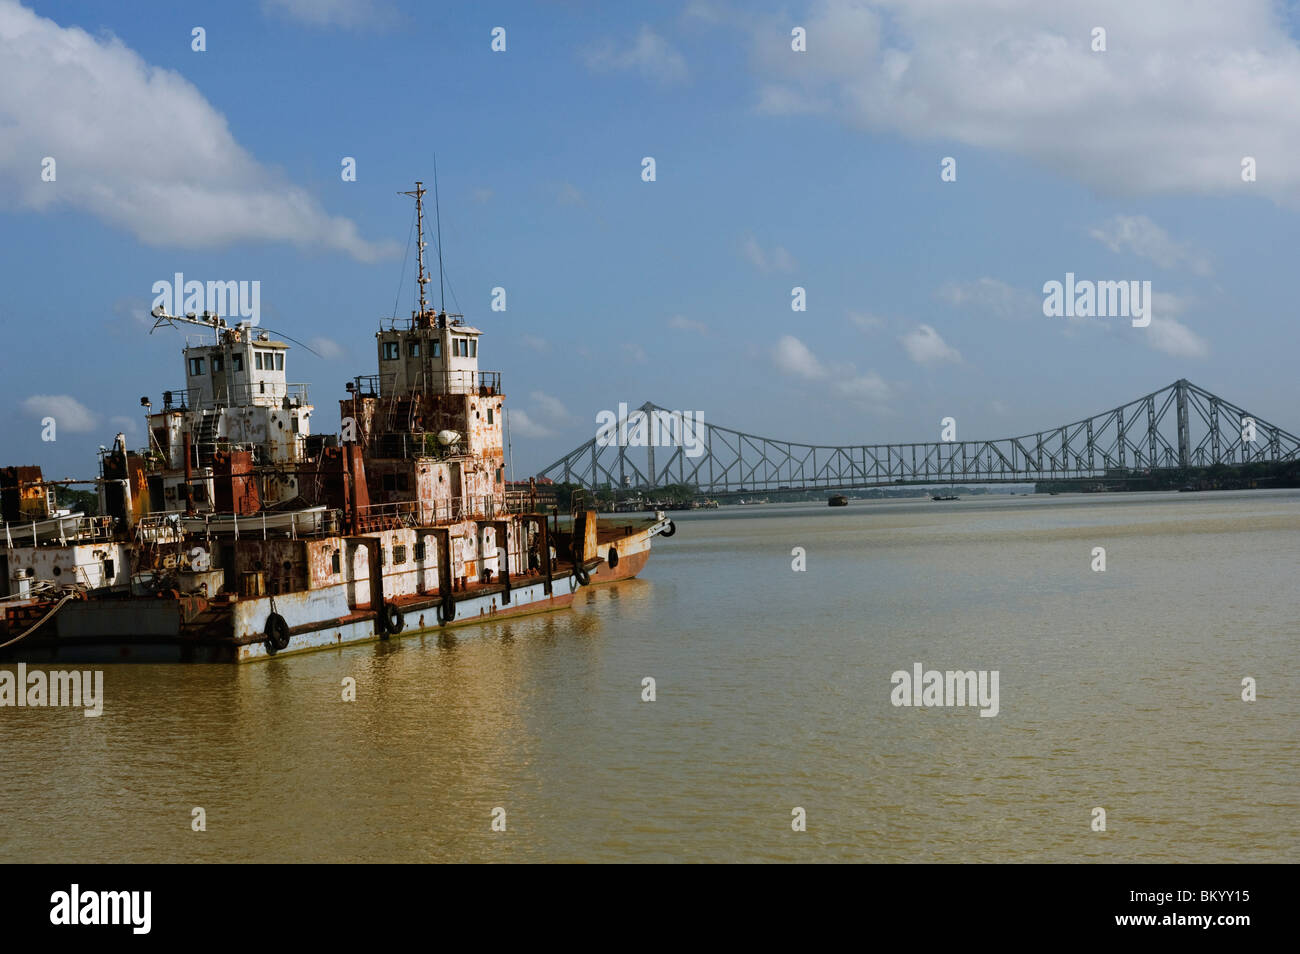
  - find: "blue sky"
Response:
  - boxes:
[3,0,1299,479]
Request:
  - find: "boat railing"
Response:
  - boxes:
[1,514,115,547]
[442,370,501,396]
[160,382,310,411]
[347,371,502,400]
[354,494,520,532]
[134,512,185,543]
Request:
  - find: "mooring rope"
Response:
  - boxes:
[0,592,77,649]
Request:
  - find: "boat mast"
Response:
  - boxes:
[400,181,432,324]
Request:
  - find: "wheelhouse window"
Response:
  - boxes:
[188,357,205,376]
[255,352,264,370]
[432,340,441,358]
[275,353,284,371]
[211,355,223,372]
[469,340,477,358]
[383,341,400,360]
[409,341,421,358]
[232,353,244,372]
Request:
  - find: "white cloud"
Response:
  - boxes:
[937,278,1037,319]
[1146,317,1209,358]
[508,391,574,440]
[529,391,575,426]
[1145,292,1209,358]
[900,324,962,365]
[109,414,140,436]
[21,394,97,433]
[848,311,884,331]
[0,2,396,262]
[668,314,708,334]
[520,335,550,353]
[744,0,1300,205]
[505,409,554,439]
[471,187,494,204]
[582,25,688,86]
[309,336,346,360]
[1089,215,1211,274]
[772,335,893,406]
[833,370,893,404]
[261,0,397,30]
[623,343,648,364]
[773,335,826,379]
[741,233,796,272]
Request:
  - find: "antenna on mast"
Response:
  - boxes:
[399,181,431,322]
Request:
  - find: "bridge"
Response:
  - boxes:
[536,379,1300,494]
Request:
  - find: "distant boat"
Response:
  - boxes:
[931,494,959,501]
[828,494,849,507]
[1179,485,1198,493]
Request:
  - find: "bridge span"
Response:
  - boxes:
[535,380,1300,494]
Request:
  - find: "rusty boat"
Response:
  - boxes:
[0,183,674,662]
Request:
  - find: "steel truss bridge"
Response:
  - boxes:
[537,380,1300,494]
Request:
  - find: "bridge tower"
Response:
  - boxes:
[1176,378,1190,468]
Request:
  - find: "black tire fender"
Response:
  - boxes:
[437,597,456,626]
[574,564,591,586]
[660,520,676,538]
[264,612,290,653]
[382,602,404,636]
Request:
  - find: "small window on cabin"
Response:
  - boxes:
[396,473,409,492]
[393,545,407,565]
[409,342,420,358]
[189,357,205,376]
[291,416,299,434]
[211,355,223,372]
[383,341,400,360]
[487,407,493,425]
[232,353,244,372]
[255,352,263,371]
[432,340,441,358]
[104,559,115,579]
[497,466,503,483]
[414,542,425,562]
[275,353,284,371]
[469,340,477,358]
[331,551,341,575]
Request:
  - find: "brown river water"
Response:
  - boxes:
[1,490,1296,862]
